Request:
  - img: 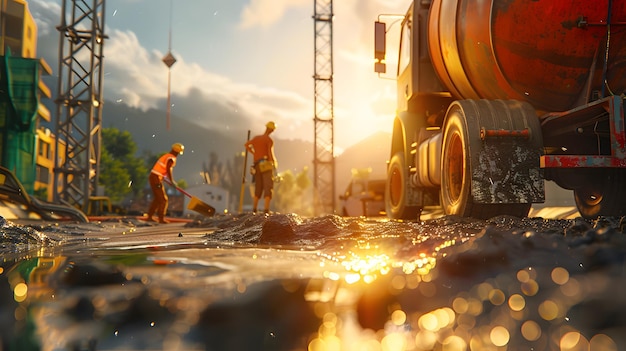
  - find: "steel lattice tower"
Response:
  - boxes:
[313,0,335,215]
[53,0,106,212]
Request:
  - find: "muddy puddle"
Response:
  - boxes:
[2,213,626,350]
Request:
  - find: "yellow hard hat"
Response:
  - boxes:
[172,143,184,155]
[266,121,276,130]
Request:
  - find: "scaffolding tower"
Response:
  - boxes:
[313,0,335,215]
[53,0,106,212]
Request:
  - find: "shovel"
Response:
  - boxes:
[165,179,216,217]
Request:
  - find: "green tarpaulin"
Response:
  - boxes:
[0,51,40,193]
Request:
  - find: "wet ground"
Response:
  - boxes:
[2,211,626,351]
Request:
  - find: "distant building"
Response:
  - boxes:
[0,0,37,57]
[0,0,57,201]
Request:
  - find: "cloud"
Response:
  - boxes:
[28,0,61,37]
[239,0,308,29]
[107,30,313,140]
[30,0,314,142]
[30,0,407,149]
[101,28,312,139]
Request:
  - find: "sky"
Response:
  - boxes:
[28,0,409,152]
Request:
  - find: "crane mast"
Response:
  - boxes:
[313,0,335,215]
[53,0,106,212]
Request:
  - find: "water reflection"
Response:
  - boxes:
[1,213,626,350]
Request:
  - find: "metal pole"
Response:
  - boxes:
[238,130,251,213]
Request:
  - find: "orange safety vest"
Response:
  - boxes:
[151,153,176,178]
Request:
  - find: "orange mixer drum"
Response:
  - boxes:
[428,0,626,112]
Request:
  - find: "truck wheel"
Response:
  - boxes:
[440,110,474,217]
[440,102,531,219]
[385,153,420,219]
[574,170,626,219]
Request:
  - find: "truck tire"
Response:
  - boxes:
[440,101,532,219]
[574,170,626,219]
[440,110,474,217]
[385,153,420,220]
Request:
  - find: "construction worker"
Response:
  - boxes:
[146,143,184,223]
[245,121,278,213]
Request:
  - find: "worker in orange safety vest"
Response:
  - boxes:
[146,143,184,223]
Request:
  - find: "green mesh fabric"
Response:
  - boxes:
[0,54,40,193]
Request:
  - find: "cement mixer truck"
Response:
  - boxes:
[375,0,626,220]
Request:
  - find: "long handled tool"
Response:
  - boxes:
[238,130,251,213]
[165,179,215,217]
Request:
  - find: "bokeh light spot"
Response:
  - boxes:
[589,334,617,351]
[324,335,341,351]
[488,289,505,305]
[560,331,588,351]
[345,273,360,284]
[560,278,581,297]
[508,294,526,312]
[490,326,510,347]
[467,298,483,316]
[418,313,438,331]
[538,300,559,321]
[391,309,407,326]
[381,332,406,351]
[517,269,530,283]
[521,279,539,296]
[521,320,541,341]
[551,267,569,285]
[438,307,455,328]
[453,297,468,314]
[415,330,437,350]
[391,275,406,290]
[13,282,27,302]
[441,335,467,351]
[308,338,325,351]
[476,282,493,300]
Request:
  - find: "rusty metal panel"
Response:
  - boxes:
[540,96,626,168]
[541,155,626,168]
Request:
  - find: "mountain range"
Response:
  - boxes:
[94,101,391,203]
